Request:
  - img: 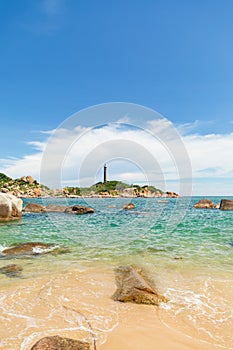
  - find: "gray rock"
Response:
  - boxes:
[220,199,233,210]
[30,335,91,350]
[112,266,167,305]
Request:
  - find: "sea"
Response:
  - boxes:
[0,196,232,349]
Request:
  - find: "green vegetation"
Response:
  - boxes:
[63,187,81,195]
[0,173,12,184]
[0,172,165,197]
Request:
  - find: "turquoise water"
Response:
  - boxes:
[0,197,232,270]
[0,197,232,349]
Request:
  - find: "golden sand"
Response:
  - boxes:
[0,264,232,350]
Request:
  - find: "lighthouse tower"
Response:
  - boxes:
[104,164,107,183]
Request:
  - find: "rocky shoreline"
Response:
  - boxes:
[0,172,179,199]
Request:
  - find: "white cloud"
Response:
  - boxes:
[0,120,233,195]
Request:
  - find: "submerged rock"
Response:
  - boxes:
[0,193,22,221]
[30,336,91,350]
[220,199,233,210]
[122,203,135,210]
[23,203,94,215]
[64,205,94,215]
[45,204,68,212]
[112,265,167,305]
[0,264,23,277]
[193,199,216,209]
[23,203,45,213]
[1,242,68,256]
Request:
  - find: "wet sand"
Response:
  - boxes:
[0,265,232,350]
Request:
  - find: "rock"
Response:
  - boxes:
[20,176,27,182]
[215,202,220,209]
[45,204,68,212]
[24,203,45,212]
[32,188,41,197]
[1,242,60,256]
[112,266,167,305]
[1,188,9,193]
[220,199,233,210]
[30,335,91,350]
[26,175,34,184]
[165,191,179,198]
[0,193,22,221]
[193,199,215,209]
[0,264,23,277]
[122,203,135,210]
[64,205,94,215]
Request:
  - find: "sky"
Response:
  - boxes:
[0,0,233,195]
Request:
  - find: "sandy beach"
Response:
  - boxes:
[0,263,231,350]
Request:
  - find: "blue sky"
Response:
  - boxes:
[0,0,233,194]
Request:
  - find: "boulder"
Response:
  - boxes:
[30,336,91,350]
[122,203,135,210]
[64,205,94,215]
[26,175,34,184]
[0,264,23,277]
[1,242,67,256]
[193,199,215,209]
[24,203,45,212]
[112,266,167,305]
[0,193,22,221]
[165,191,179,198]
[220,199,233,210]
[45,204,68,212]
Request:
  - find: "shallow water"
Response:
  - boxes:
[0,197,232,349]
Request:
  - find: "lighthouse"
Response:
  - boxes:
[104,164,107,183]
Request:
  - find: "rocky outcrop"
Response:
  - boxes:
[64,205,94,215]
[112,266,167,305]
[1,242,68,256]
[24,203,45,212]
[0,193,22,221]
[0,264,23,277]
[165,191,179,198]
[122,203,135,210]
[193,199,216,209]
[220,199,233,210]
[31,336,91,350]
[0,173,43,198]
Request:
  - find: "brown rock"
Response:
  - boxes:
[0,193,22,221]
[0,264,23,277]
[2,242,56,255]
[122,203,135,210]
[32,188,41,197]
[112,266,167,305]
[26,175,34,184]
[24,203,45,212]
[30,336,91,350]
[220,199,233,210]
[193,199,215,209]
[45,204,68,212]
[165,191,179,198]
[64,205,94,215]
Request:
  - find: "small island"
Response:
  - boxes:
[0,172,179,199]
